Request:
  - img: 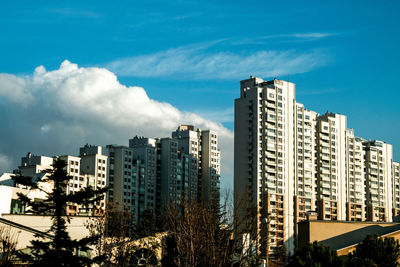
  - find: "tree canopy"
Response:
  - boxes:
[288,241,342,267]
[347,235,400,267]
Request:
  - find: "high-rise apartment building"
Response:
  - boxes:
[234,76,400,256]
[392,162,400,220]
[8,125,220,224]
[104,125,220,220]
[79,145,108,214]
[159,137,182,210]
[345,130,365,221]
[200,130,221,205]
[103,145,135,213]
[235,77,296,253]
[172,125,200,202]
[16,150,108,215]
[363,140,393,222]
[128,137,157,220]
[172,125,221,205]
[294,103,318,224]
[315,112,347,221]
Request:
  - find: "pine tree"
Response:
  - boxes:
[13,158,107,266]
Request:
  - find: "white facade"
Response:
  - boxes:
[363,140,393,222]
[200,130,221,205]
[234,76,400,256]
[393,162,400,220]
[234,77,296,253]
[345,130,366,221]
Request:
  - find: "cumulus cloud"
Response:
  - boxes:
[0,154,13,173]
[0,73,33,105]
[0,61,234,188]
[106,44,329,80]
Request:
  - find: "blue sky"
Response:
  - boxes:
[0,0,399,190]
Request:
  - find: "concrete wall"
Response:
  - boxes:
[2,214,91,240]
[0,214,93,251]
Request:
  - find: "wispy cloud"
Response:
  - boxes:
[45,8,101,19]
[288,32,335,39]
[231,32,336,45]
[125,12,202,29]
[105,43,330,80]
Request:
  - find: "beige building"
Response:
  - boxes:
[297,219,400,256]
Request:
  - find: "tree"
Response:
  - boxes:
[347,235,400,267]
[13,158,107,266]
[288,241,342,267]
[0,225,18,266]
[161,191,260,267]
[86,204,161,266]
[272,244,288,266]
[162,199,232,266]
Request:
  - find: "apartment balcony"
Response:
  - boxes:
[304,152,312,158]
[267,115,276,122]
[265,123,276,131]
[319,133,329,140]
[266,102,276,109]
[321,154,330,161]
[321,169,330,175]
[266,144,276,152]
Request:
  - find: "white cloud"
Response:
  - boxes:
[288,32,334,39]
[45,8,101,18]
[0,73,33,105]
[229,32,336,46]
[0,154,13,173]
[106,44,329,80]
[0,61,234,189]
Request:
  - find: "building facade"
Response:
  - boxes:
[234,76,400,256]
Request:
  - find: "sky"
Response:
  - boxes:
[0,0,400,191]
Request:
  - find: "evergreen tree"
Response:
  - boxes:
[13,158,107,266]
[347,235,400,267]
[288,241,342,267]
